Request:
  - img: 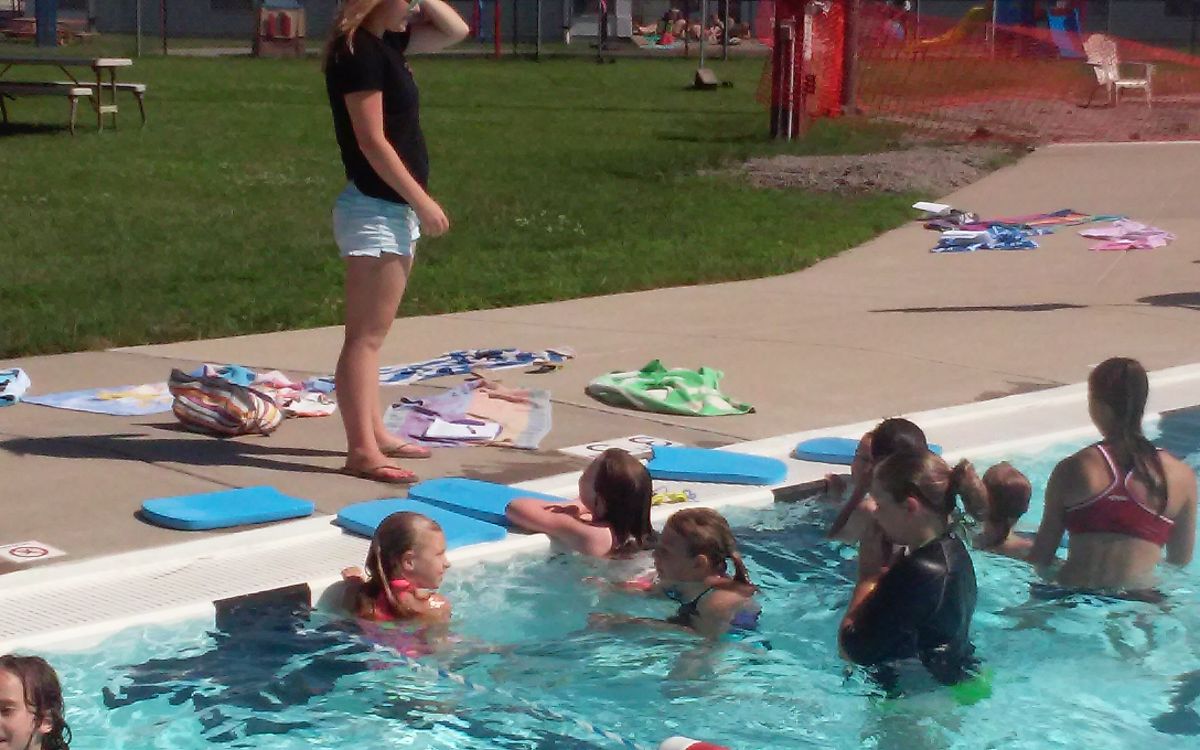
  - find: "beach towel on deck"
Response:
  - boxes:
[963,209,1123,231]
[383,378,553,449]
[0,368,31,406]
[586,360,753,417]
[931,225,1040,253]
[1079,220,1175,251]
[310,347,574,389]
[24,382,174,416]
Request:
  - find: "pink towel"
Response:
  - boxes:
[1079,220,1175,251]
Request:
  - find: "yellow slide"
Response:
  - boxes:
[909,5,989,50]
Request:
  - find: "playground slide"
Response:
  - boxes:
[1047,11,1084,59]
[910,6,988,50]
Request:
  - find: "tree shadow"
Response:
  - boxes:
[872,303,1086,314]
[1137,292,1200,311]
[0,432,345,476]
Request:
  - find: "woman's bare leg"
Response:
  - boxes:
[337,254,410,474]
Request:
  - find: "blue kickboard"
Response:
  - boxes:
[646,445,788,486]
[141,486,315,531]
[793,436,943,465]
[336,498,508,548]
[407,478,570,526]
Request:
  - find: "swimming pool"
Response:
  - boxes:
[45,420,1200,750]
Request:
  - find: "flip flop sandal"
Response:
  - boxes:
[341,464,420,484]
[383,443,433,459]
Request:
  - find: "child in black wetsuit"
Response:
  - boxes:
[839,450,980,686]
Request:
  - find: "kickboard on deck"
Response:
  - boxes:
[336,497,507,548]
[646,445,788,485]
[407,478,571,526]
[141,486,314,530]
[793,436,943,465]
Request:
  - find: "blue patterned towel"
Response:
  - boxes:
[0,368,31,406]
[24,382,174,416]
[311,347,574,389]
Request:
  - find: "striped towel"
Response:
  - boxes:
[311,347,574,389]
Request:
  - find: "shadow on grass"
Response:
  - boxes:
[658,132,763,144]
[0,122,69,138]
[0,430,345,476]
[433,101,753,117]
[872,302,1086,314]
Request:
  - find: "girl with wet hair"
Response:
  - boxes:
[0,654,71,750]
[839,450,981,685]
[1030,357,1196,590]
[506,448,657,558]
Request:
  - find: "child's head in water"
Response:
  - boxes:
[870,417,929,460]
[0,655,70,750]
[981,462,1032,526]
[654,508,752,586]
[579,448,656,555]
[351,511,450,620]
[370,511,449,590]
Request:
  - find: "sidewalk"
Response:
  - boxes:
[2,141,1198,571]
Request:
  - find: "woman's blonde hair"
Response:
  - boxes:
[322,0,390,70]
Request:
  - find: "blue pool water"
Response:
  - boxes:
[47,421,1200,749]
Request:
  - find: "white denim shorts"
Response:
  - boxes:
[332,183,421,258]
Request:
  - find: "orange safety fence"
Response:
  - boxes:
[756,0,1200,143]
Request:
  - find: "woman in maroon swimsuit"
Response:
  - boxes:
[1030,357,1196,590]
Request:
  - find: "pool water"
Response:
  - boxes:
[48,426,1200,749]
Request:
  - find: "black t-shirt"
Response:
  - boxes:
[325,28,429,204]
[840,534,978,685]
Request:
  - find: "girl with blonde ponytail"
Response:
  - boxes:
[324,0,469,484]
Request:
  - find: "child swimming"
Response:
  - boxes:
[342,511,451,622]
[825,417,932,543]
[839,450,980,686]
[962,461,1035,559]
[0,654,71,750]
[506,448,657,558]
[592,508,761,640]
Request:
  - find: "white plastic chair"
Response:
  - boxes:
[1083,33,1154,107]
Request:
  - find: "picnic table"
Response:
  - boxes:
[0,54,145,133]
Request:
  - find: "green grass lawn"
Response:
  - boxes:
[0,53,924,358]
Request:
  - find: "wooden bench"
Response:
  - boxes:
[50,80,146,124]
[0,81,92,134]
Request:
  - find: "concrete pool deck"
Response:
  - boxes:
[2,140,1199,575]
